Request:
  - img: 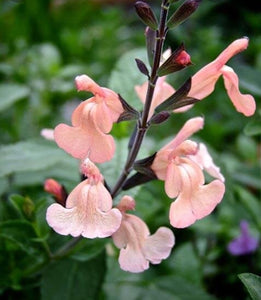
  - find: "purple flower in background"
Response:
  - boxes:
[228,220,259,256]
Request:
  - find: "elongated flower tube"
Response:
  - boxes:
[54,74,124,163]
[112,196,175,273]
[46,159,122,238]
[151,117,225,228]
[189,38,256,116]
[136,38,256,118]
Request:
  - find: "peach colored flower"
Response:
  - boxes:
[151,117,225,228]
[112,196,175,273]
[136,38,255,117]
[54,74,124,163]
[46,159,122,238]
[189,38,255,116]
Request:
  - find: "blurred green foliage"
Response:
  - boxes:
[0,0,260,299]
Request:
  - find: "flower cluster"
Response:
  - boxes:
[44,0,256,273]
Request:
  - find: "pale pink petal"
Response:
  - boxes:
[46,204,83,237]
[47,179,122,238]
[165,162,182,198]
[41,128,54,141]
[112,197,174,273]
[91,101,114,133]
[143,227,175,264]
[71,100,93,127]
[103,88,124,122]
[75,74,105,97]
[190,143,225,182]
[169,192,195,228]
[221,66,256,116]
[189,38,249,100]
[170,180,225,228]
[190,179,225,220]
[112,214,150,273]
[162,117,204,151]
[54,122,115,163]
[118,242,150,273]
[151,150,170,180]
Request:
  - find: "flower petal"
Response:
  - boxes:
[143,227,175,264]
[189,143,225,182]
[170,179,225,228]
[54,122,115,163]
[162,117,204,151]
[46,204,83,237]
[221,65,256,116]
[165,162,182,198]
[189,38,249,100]
[75,74,105,97]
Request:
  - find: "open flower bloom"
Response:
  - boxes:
[112,196,175,273]
[151,117,225,228]
[228,220,259,256]
[136,38,255,118]
[189,38,256,116]
[46,159,122,238]
[54,74,124,163]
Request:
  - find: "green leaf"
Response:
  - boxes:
[108,48,148,110]
[169,243,202,285]
[0,138,77,178]
[238,273,261,300]
[41,252,106,300]
[244,119,261,136]
[104,274,216,300]
[0,84,29,112]
[0,220,38,253]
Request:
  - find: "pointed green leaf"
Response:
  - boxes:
[238,273,261,300]
[0,138,77,178]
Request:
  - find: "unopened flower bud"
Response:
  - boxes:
[44,179,67,206]
[157,44,192,76]
[167,0,201,29]
[135,1,158,30]
[150,111,170,125]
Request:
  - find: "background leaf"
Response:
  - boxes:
[0,84,29,112]
[238,273,261,300]
[41,251,106,300]
[108,48,148,110]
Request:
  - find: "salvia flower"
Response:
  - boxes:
[54,74,124,163]
[136,38,256,118]
[189,37,256,116]
[112,196,175,273]
[228,220,259,256]
[46,159,122,238]
[151,117,225,228]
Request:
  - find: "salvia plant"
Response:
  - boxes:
[42,0,256,274]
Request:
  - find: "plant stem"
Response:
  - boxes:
[110,0,170,198]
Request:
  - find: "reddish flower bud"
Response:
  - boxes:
[44,179,67,206]
[175,50,191,65]
[157,44,192,76]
